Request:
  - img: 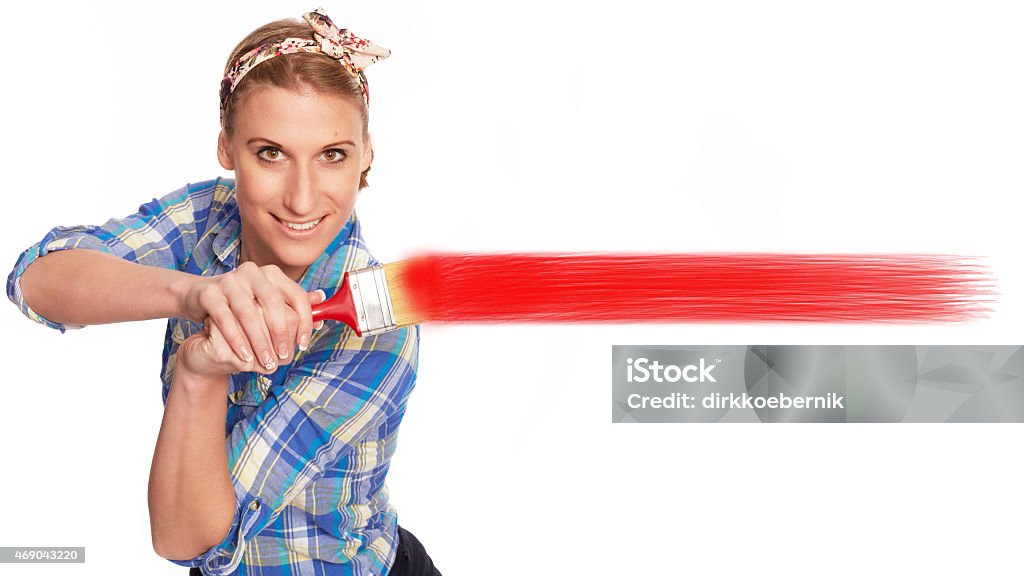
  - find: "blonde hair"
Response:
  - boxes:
[221,18,373,189]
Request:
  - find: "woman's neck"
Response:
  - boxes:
[238,242,308,283]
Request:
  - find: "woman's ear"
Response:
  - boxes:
[217,130,235,171]
[361,133,374,173]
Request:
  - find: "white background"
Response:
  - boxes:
[1,1,1022,574]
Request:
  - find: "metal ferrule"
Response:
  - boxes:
[347,265,398,336]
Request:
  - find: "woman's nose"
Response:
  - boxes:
[283,169,317,216]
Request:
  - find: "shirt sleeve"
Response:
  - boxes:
[6,179,217,333]
[168,323,420,576]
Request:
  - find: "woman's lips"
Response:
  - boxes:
[272,214,326,239]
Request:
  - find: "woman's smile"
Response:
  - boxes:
[272,213,328,239]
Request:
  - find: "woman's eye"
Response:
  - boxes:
[323,149,347,163]
[257,147,282,163]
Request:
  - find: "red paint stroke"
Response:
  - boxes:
[400,252,996,324]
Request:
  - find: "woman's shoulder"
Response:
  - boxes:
[183,175,237,206]
[150,176,237,221]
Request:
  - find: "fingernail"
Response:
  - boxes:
[241,347,253,362]
[299,334,309,351]
[262,351,276,370]
[315,289,327,303]
[277,343,290,359]
[314,320,324,330]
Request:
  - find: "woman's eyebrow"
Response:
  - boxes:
[320,139,356,148]
[247,137,356,149]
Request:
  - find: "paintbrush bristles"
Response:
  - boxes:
[382,260,425,328]
[380,252,996,325]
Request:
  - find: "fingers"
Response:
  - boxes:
[203,294,255,371]
[249,306,279,374]
[251,282,295,364]
[206,318,251,375]
[220,270,276,368]
[310,289,326,330]
[291,289,324,352]
[289,288,318,353]
[202,315,242,375]
[252,266,312,363]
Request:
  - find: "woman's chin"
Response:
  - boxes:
[274,246,320,266]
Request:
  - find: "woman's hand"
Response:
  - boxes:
[176,316,255,379]
[179,262,326,375]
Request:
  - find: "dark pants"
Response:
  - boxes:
[187,523,441,575]
[390,524,443,576]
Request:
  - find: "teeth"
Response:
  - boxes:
[281,217,322,231]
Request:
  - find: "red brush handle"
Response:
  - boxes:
[310,272,362,336]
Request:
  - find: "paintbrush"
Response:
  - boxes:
[311,261,417,337]
[310,252,996,336]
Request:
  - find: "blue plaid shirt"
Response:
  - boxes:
[6,177,420,575]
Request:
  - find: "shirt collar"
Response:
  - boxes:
[211,202,242,269]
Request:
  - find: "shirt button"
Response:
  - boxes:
[248,500,260,511]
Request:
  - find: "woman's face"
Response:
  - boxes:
[217,85,372,282]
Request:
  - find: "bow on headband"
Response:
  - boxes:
[220,6,390,119]
[304,7,391,70]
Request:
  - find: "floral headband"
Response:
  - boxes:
[219,6,390,121]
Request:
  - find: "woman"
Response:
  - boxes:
[6,7,440,576]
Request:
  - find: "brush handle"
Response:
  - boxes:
[310,272,362,336]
